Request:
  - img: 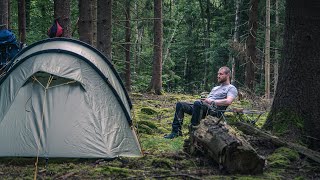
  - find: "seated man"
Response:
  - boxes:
[164,66,238,139]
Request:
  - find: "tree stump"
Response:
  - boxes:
[184,116,265,174]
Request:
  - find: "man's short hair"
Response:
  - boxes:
[220,66,231,75]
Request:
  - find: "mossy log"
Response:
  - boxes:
[185,116,265,174]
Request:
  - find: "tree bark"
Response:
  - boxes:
[97,0,112,60]
[265,0,320,150]
[25,0,30,30]
[79,0,93,45]
[54,0,71,37]
[7,0,11,29]
[163,0,180,66]
[198,0,211,90]
[124,0,131,92]
[185,117,265,174]
[245,0,258,91]
[273,0,279,94]
[149,0,163,95]
[18,0,26,44]
[92,0,97,47]
[204,0,211,90]
[231,0,241,85]
[264,0,270,99]
[133,0,142,74]
[0,0,8,30]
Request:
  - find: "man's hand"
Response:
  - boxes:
[203,98,215,105]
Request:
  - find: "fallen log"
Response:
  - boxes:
[231,121,320,164]
[184,116,265,174]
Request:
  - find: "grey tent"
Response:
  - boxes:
[0,38,142,158]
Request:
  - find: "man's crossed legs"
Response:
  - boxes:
[164,100,212,139]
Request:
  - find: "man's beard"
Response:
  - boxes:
[218,78,226,83]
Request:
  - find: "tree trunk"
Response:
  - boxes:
[163,0,180,66]
[232,0,241,85]
[92,0,97,47]
[133,0,142,74]
[204,0,211,90]
[18,0,26,45]
[245,0,258,91]
[7,0,11,29]
[79,0,93,45]
[0,0,8,30]
[264,0,270,99]
[124,0,131,92]
[54,0,71,37]
[185,117,265,174]
[149,0,163,95]
[273,0,279,94]
[162,18,180,65]
[97,0,112,60]
[265,0,320,150]
[25,0,30,30]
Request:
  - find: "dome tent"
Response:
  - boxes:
[0,38,142,158]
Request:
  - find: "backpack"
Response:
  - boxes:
[47,19,63,38]
[0,30,20,67]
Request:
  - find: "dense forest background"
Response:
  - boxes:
[4,0,285,95]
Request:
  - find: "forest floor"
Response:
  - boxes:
[1,92,320,179]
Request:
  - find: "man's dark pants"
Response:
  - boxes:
[172,101,211,134]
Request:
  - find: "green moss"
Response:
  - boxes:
[267,147,299,168]
[294,176,305,180]
[254,113,268,128]
[224,114,239,124]
[137,120,158,129]
[272,109,304,135]
[151,158,173,169]
[95,166,130,177]
[239,99,251,108]
[274,147,299,161]
[157,127,168,134]
[158,108,172,113]
[137,124,154,134]
[141,107,158,115]
[263,169,285,179]
[140,135,184,153]
[130,92,143,97]
[136,120,159,135]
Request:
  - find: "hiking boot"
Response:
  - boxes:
[164,132,182,139]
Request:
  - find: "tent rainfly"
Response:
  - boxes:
[0,38,142,158]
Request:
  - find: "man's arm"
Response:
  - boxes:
[203,96,235,106]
